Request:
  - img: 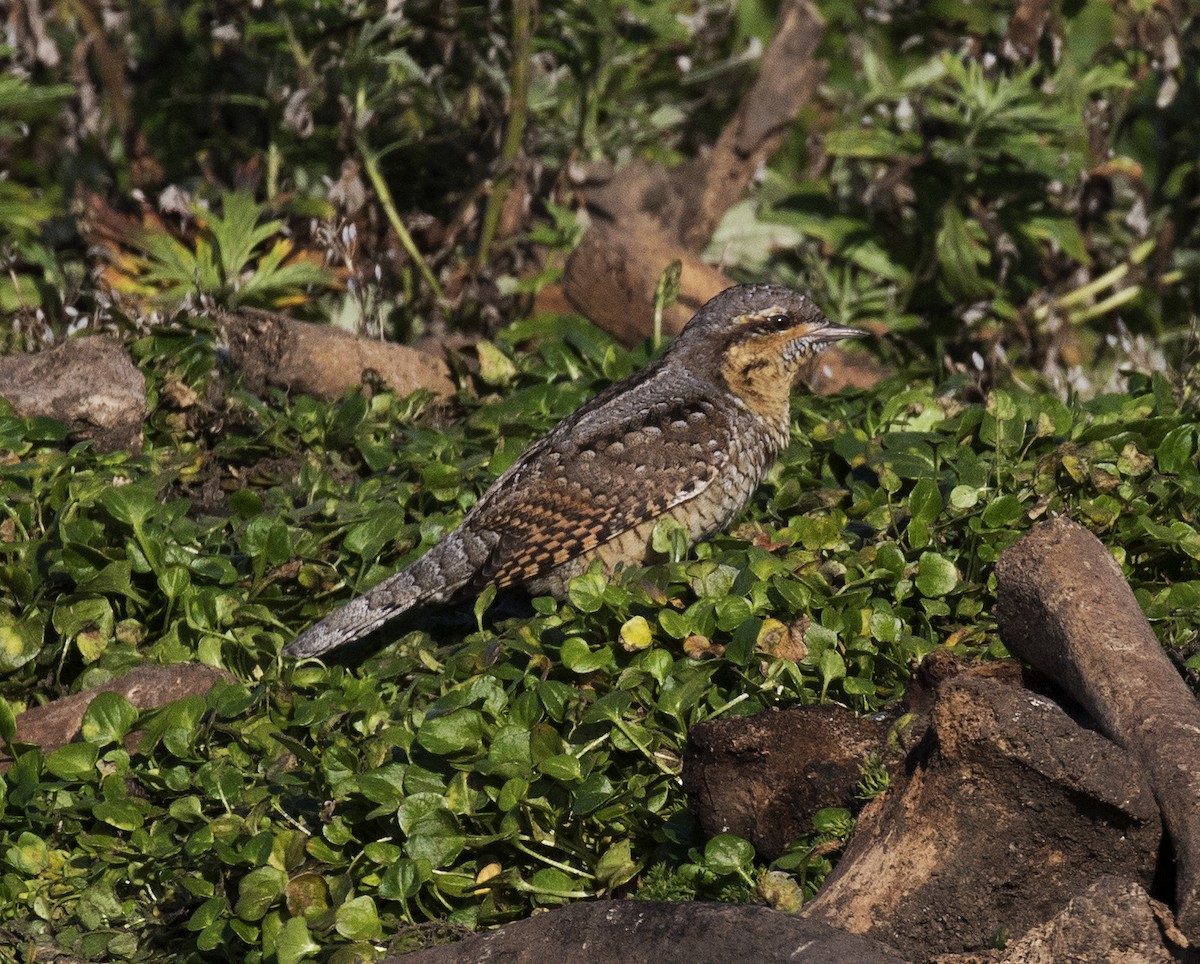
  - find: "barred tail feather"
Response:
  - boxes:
[283,569,421,658]
[284,530,494,659]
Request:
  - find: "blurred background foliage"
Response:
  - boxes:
[2,0,1197,387]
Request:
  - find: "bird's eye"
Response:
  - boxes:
[764,314,790,328]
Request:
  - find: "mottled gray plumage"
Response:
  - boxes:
[285,284,864,659]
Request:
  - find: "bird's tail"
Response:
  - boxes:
[284,533,485,659]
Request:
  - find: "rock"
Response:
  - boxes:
[684,704,890,858]
[996,515,1200,943]
[0,336,147,451]
[562,218,731,345]
[801,671,1161,958]
[993,876,1190,963]
[220,308,454,401]
[387,899,911,964]
[1,663,235,767]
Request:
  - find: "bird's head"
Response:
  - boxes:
[669,284,866,423]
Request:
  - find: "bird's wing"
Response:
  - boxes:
[462,380,732,588]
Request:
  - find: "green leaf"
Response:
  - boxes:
[196,919,226,952]
[817,648,846,696]
[714,596,753,632]
[572,772,616,816]
[704,834,755,875]
[335,895,382,940]
[474,583,497,633]
[0,613,42,673]
[44,742,98,781]
[651,517,690,562]
[355,764,409,810]
[1020,214,1089,263]
[0,697,14,745]
[536,753,582,782]
[81,691,139,746]
[476,341,518,387]
[654,259,682,313]
[169,796,205,822]
[98,480,159,529]
[915,552,959,597]
[52,597,114,662]
[241,517,291,569]
[530,867,576,903]
[596,839,639,890]
[187,896,228,932]
[403,810,464,868]
[909,478,943,524]
[235,866,287,922]
[582,690,632,725]
[326,392,369,449]
[658,609,692,640]
[653,259,682,345]
[79,559,139,599]
[94,799,146,831]
[209,192,275,281]
[567,572,607,613]
[139,695,207,757]
[980,494,1024,528]
[6,831,49,874]
[397,794,445,834]
[824,126,921,158]
[378,859,423,900]
[560,637,612,673]
[949,485,981,510]
[936,204,990,300]
[1158,426,1197,474]
[275,916,319,964]
[813,807,854,836]
[843,675,877,697]
[77,880,124,930]
[417,709,483,756]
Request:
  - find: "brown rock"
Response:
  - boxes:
[996,515,1200,943]
[562,218,732,346]
[388,899,911,964]
[801,672,1161,958]
[2,663,234,767]
[684,704,889,858]
[0,336,147,451]
[994,876,1191,964]
[220,308,454,401]
[807,345,895,396]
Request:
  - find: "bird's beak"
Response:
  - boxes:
[812,324,868,344]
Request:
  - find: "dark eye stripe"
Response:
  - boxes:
[740,314,793,336]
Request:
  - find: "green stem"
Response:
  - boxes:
[1035,239,1156,321]
[358,139,444,300]
[613,717,678,776]
[511,879,595,899]
[705,692,750,720]
[1069,284,1142,324]
[477,0,535,268]
[512,838,596,879]
[1049,261,1130,314]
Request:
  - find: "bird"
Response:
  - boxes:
[285,284,865,659]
